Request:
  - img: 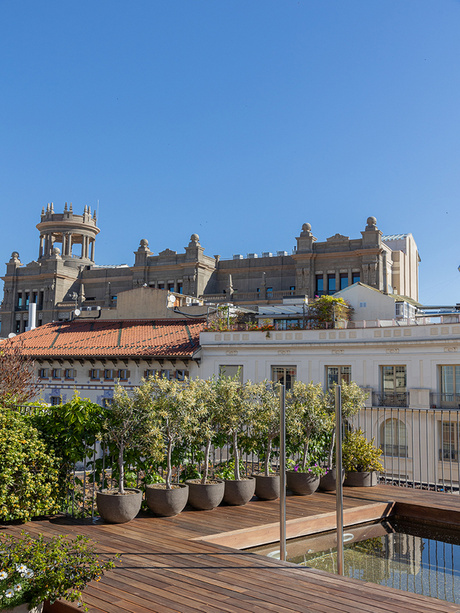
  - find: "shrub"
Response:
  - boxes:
[342,429,384,473]
[0,409,59,521]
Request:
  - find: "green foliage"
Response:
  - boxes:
[0,532,116,611]
[342,429,384,473]
[286,381,329,470]
[101,383,163,495]
[215,459,245,481]
[310,295,352,326]
[0,409,59,522]
[30,394,108,502]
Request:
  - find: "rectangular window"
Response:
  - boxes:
[52,368,62,379]
[175,369,189,381]
[326,366,351,390]
[144,369,156,379]
[177,282,183,294]
[15,320,21,333]
[102,398,113,408]
[340,273,349,290]
[64,368,75,380]
[439,365,460,407]
[315,275,324,297]
[25,292,30,308]
[50,396,61,406]
[439,421,459,460]
[38,368,49,379]
[219,365,243,382]
[157,282,165,290]
[159,370,170,380]
[118,369,130,380]
[104,369,115,380]
[271,366,296,390]
[290,286,296,292]
[327,274,336,295]
[17,293,23,308]
[266,287,273,298]
[89,369,101,380]
[167,282,175,291]
[352,272,360,284]
[379,365,407,406]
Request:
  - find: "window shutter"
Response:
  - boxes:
[126,370,131,378]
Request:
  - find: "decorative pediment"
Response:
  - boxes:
[326,233,349,242]
[159,248,177,257]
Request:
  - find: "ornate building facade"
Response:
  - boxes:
[0,205,420,337]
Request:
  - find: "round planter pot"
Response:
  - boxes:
[185,479,225,510]
[319,468,345,492]
[96,488,142,523]
[344,471,379,487]
[253,474,280,500]
[286,471,320,496]
[4,605,43,613]
[223,477,255,506]
[145,483,189,517]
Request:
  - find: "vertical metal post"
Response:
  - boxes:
[335,385,344,576]
[279,384,287,562]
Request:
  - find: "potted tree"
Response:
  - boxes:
[97,383,162,523]
[250,380,281,500]
[320,381,367,491]
[185,377,225,511]
[215,375,255,505]
[285,381,328,495]
[0,532,115,612]
[342,428,384,487]
[143,375,194,516]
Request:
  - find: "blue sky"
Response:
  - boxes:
[1,1,459,306]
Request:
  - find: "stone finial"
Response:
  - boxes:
[46,203,50,213]
[300,222,313,236]
[69,202,73,211]
[41,207,45,215]
[52,246,61,256]
[139,238,149,249]
[189,233,200,247]
[93,210,97,221]
[64,202,68,212]
[10,251,20,262]
[50,202,54,212]
[366,216,377,230]
[84,205,88,214]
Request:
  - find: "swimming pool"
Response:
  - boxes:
[247,517,460,603]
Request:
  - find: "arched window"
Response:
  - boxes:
[380,418,408,457]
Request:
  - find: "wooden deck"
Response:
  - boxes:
[5,485,460,613]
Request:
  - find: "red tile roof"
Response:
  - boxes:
[4,319,205,359]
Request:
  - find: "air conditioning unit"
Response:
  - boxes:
[247,253,258,258]
[277,250,288,257]
[185,297,192,305]
[233,254,243,260]
[262,252,273,258]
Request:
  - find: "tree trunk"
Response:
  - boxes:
[233,431,240,481]
[118,440,125,495]
[166,436,173,490]
[264,438,273,476]
[328,430,336,469]
[201,438,212,485]
[301,440,309,471]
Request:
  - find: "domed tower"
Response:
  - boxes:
[37,202,100,262]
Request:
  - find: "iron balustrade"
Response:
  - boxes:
[372,391,409,407]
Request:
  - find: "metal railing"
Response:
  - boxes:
[372,392,409,407]
[352,405,460,493]
[430,393,460,409]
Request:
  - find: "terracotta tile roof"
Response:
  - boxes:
[4,319,206,359]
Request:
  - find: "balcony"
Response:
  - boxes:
[372,391,409,407]
[431,393,460,409]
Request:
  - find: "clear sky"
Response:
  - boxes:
[1,1,459,306]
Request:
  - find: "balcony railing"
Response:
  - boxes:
[372,392,409,407]
[430,393,460,409]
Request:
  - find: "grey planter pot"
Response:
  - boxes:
[319,468,345,492]
[253,474,280,500]
[344,471,379,487]
[4,605,43,613]
[96,488,142,523]
[286,471,320,496]
[223,477,255,506]
[145,483,189,517]
[185,479,225,510]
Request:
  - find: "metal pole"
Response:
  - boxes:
[335,384,344,575]
[279,384,287,562]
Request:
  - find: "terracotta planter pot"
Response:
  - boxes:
[253,474,280,500]
[319,468,345,492]
[286,471,320,495]
[344,471,379,487]
[223,477,255,506]
[96,488,142,523]
[145,483,189,516]
[185,479,225,510]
